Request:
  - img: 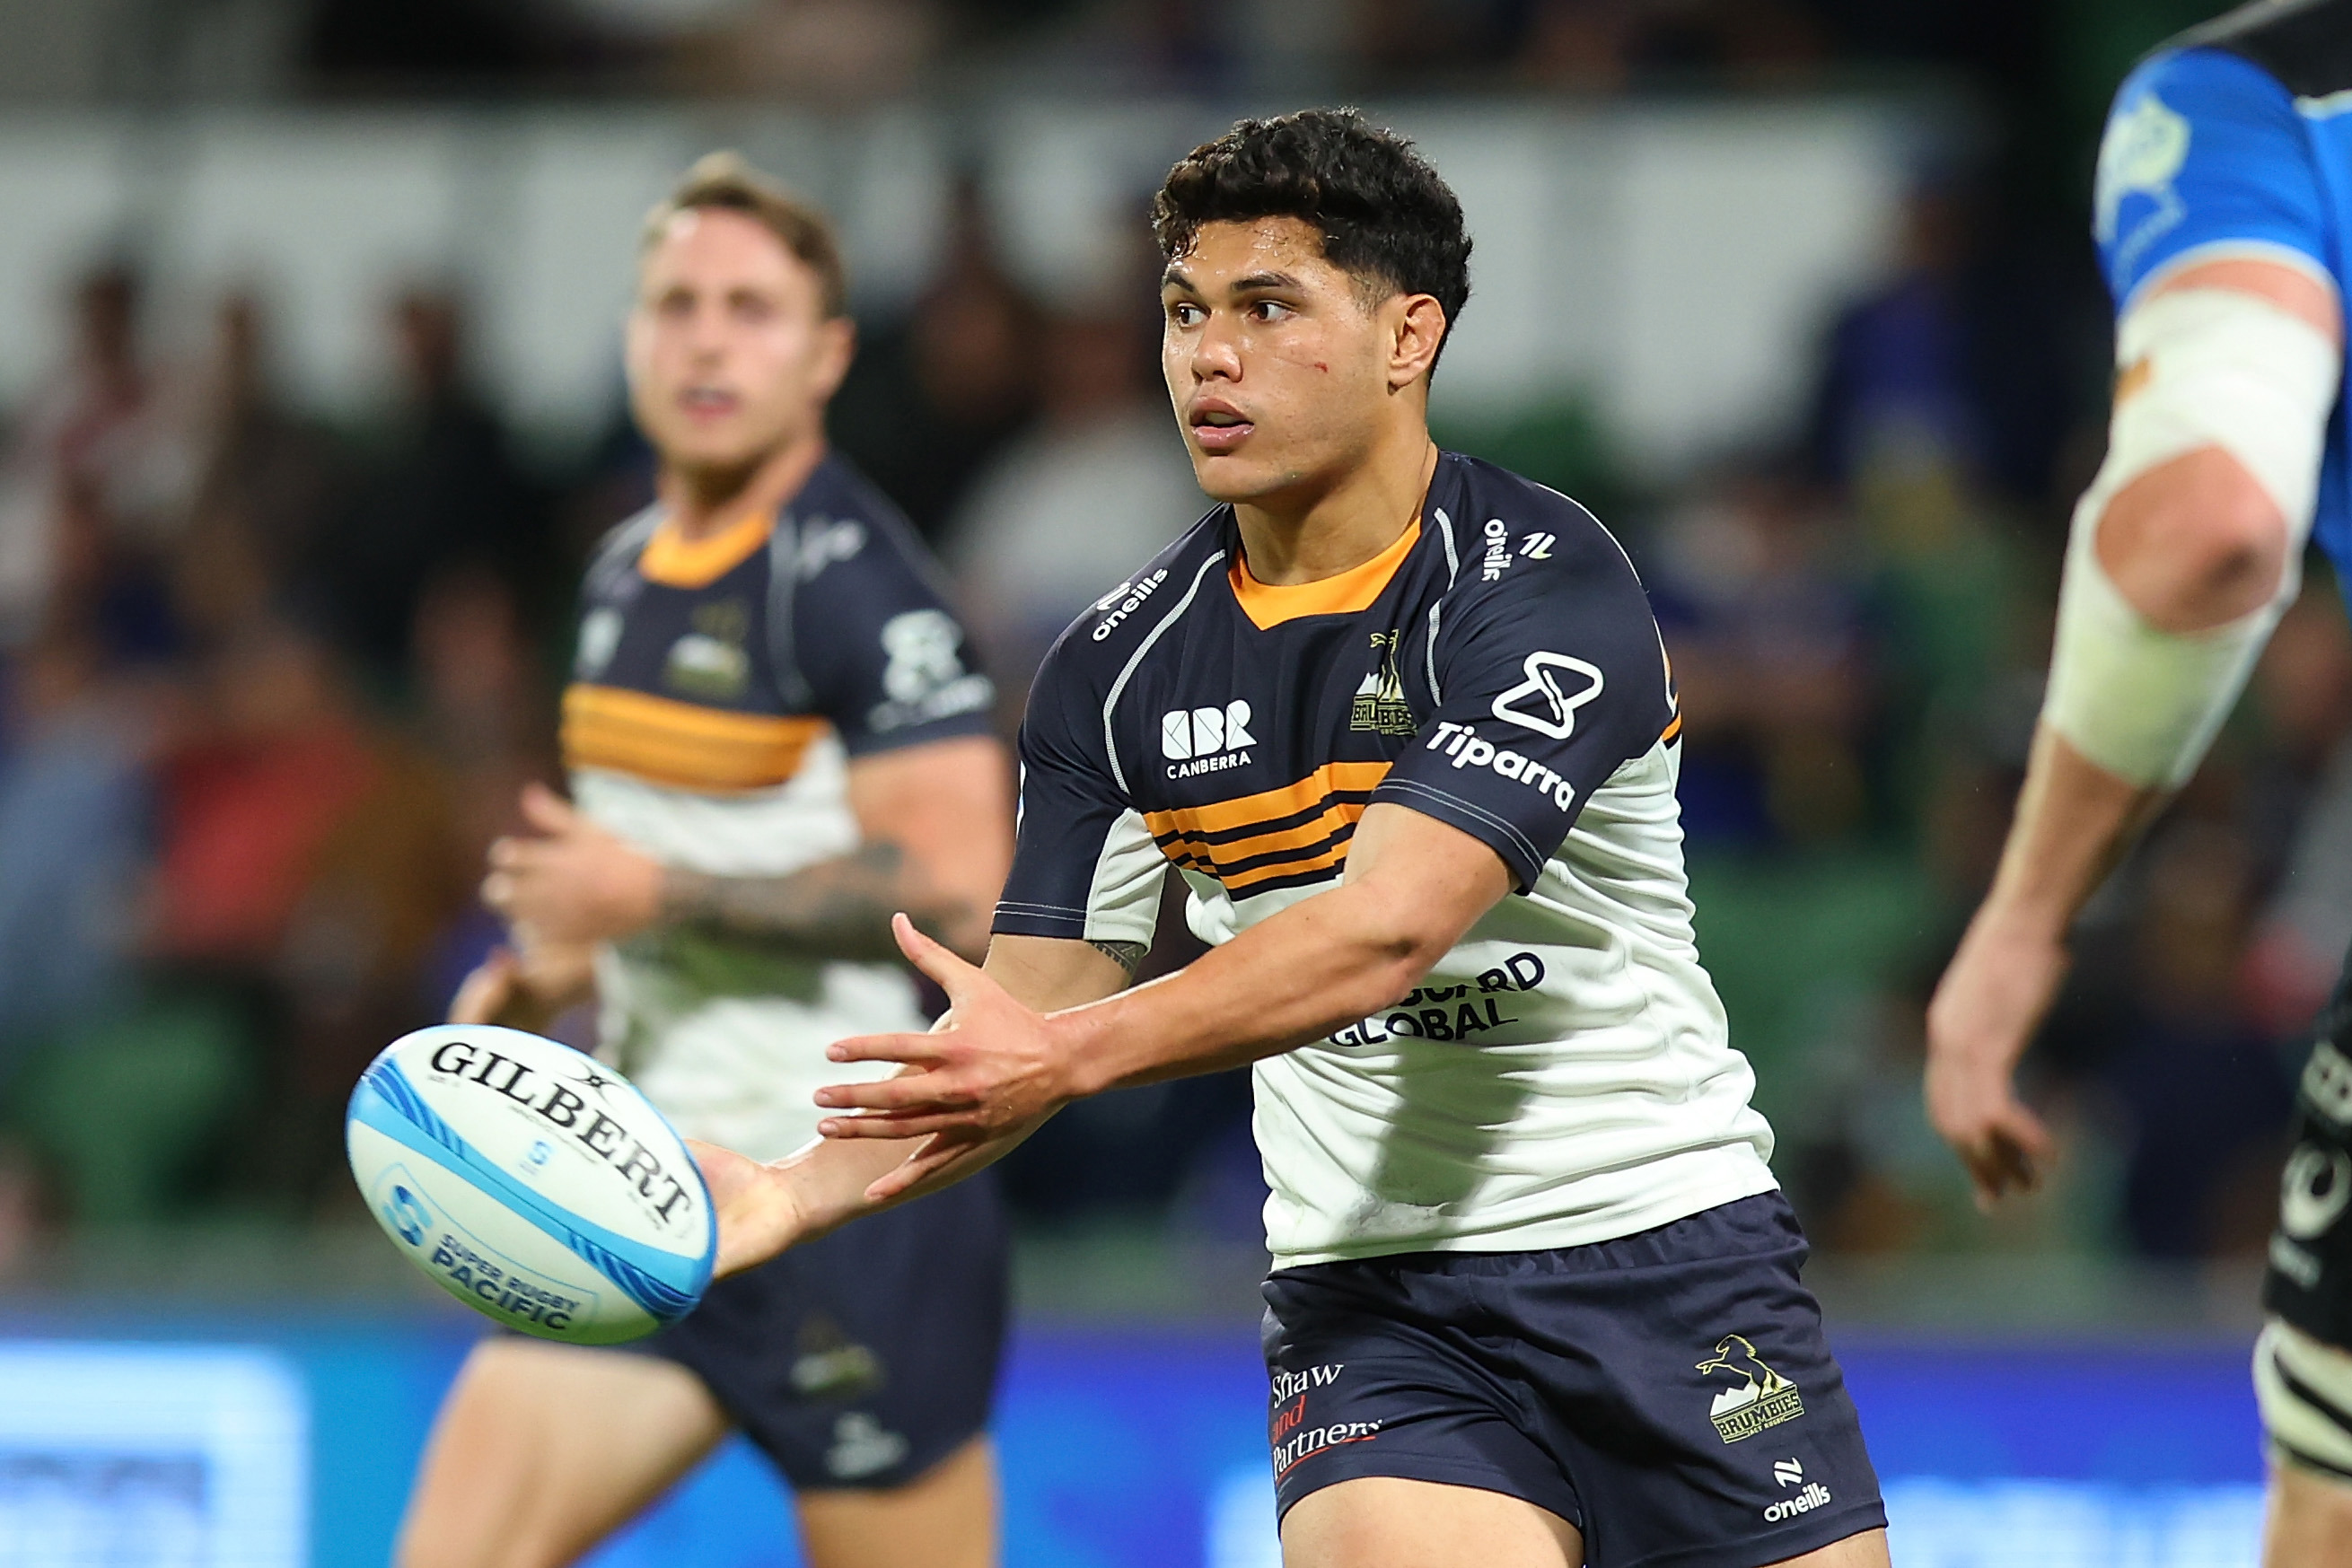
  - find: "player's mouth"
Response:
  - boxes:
[1189,400,1253,454]
[679,385,741,422]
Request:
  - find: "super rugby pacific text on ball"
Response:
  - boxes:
[346,1024,715,1345]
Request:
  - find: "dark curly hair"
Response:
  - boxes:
[1153,108,1472,375]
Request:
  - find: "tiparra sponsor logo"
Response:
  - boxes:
[1491,651,1603,741]
[1698,1335,1804,1443]
[425,1038,698,1228]
[1426,721,1575,811]
[869,609,993,732]
[1092,568,1170,641]
[1163,700,1257,776]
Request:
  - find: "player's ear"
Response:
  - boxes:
[814,313,856,400]
[1389,293,1446,391]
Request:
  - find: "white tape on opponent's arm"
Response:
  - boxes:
[2041,286,2340,788]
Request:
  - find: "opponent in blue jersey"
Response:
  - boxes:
[1925,3,2352,1556]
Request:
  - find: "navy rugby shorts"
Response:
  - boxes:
[1261,1193,1884,1568]
[627,1171,1006,1492]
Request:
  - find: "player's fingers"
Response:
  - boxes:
[824,1028,946,1069]
[519,781,575,832]
[864,1134,976,1203]
[819,1108,982,1141]
[448,950,517,1025]
[812,1067,972,1112]
[891,913,979,997]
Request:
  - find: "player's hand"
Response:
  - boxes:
[687,1140,812,1280]
[1924,907,2064,1209]
[482,783,665,946]
[450,948,523,1027]
[449,938,595,1031]
[814,915,1083,1143]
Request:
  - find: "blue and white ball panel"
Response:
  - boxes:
[346,1025,716,1345]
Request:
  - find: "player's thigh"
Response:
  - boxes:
[2266,1461,2352,1568]
[397,1336,728,1568]
[794,1434,998,1568]
[1281,1476,1582,1568]
[1764,1526,1891,1566]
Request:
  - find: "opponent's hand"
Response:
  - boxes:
[482,783,664,946]
[814,915,1084,1143]
[1924,908,2064,1208]
[688,1140,811,1280]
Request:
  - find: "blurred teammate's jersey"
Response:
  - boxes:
[563,453,993,1161]
[2097,0,2352,575]
[994,452,1776,1269]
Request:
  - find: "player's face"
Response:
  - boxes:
[1161,216,1423,505]
[627,208,851,475]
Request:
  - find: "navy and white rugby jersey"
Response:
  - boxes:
[2098,0,2352,580]
[995,452,1776,1266]
[565,452,994,1161]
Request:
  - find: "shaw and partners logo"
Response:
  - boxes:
[1266,1364,1376,1477]
[1698,1335,1804,1444]
[1163,700,1256,778]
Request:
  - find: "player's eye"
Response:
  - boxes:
[1167,301,1205,328]
[1248,299,1293,323]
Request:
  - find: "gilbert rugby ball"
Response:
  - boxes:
[347,1024,715,1344]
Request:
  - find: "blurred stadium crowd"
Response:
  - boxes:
[0,0,2330,1286]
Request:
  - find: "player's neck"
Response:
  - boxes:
[659,432,828,541]
[1233,426,1438,586]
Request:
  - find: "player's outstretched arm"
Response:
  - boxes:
[812,803,1513,1198]
[481,736,1013,964]
[1927,257,2341,1204]
[689,932,1132,1277]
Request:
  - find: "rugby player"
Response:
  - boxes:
[1920,3,2352,1560]
[695,110,1890,1568]
[396,153,1013,1568]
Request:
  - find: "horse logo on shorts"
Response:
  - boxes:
[1697,1335,1804,1443]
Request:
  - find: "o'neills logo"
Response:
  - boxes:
[427,1039,697,1227]
[1697,1335,1803,1444]
[1765,1482,1833,1523]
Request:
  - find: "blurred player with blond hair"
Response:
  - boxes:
[396,153,1012,1568]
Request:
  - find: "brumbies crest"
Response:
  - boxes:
[1698,1335,1803,1443]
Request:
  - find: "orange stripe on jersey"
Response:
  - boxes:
[1662,710,1684,744]
[1144,760,1391,891]
[563,685,829,793]
[1149,760,1391,837]
[1231,520,1419,629]
[638,507,775,589]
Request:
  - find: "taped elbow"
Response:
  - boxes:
[2097,452,2292,632]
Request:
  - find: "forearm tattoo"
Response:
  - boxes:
[659,842,973,963]
[1090,939,1147,975]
